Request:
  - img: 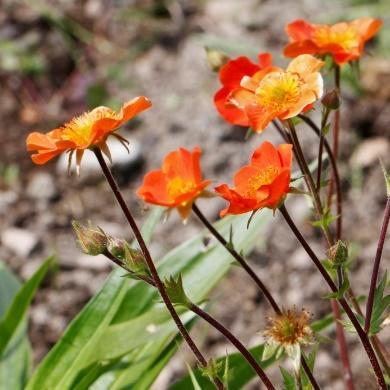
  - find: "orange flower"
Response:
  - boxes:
[215,142,292,216]
[214,53,274,126]
[284,18,382,66]
[26,97,151,170]
[137,147,211,220]
[227,55,323,133]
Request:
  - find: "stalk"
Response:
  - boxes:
[279,204,386,389]
[327,65,341,207]
[364,196,390,333]
[189,303,275,389]
[94,148,224,390]
[192,203,321,389]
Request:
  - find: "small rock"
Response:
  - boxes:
[27,172,58,200]
[1,228,39,257]
[350,137,389,169]
[0,190,17,212]
[60,253,111,271]
[56,137,142,177]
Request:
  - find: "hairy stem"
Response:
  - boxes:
[94,148,224,390]
[365,196,390,333]
[279,205,386,389]
[189,303,275,389]
[192,203,321,389]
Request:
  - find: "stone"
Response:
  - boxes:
[27,172,58,200]
[56,137,142,177]
[350,137,389,169]
[1,228,39,257]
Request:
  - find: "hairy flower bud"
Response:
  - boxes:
[72,221,107,256]
[321,89,340,110]
[328,240,348,265]
[107,236,127,259]
[205,47,229,72]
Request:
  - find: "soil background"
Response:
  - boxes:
[0,0,389,389]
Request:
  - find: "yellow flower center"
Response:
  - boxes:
[313,26,360,51]
[244,166,280,197]
[167,177,196,201]
[60,107,116,147]
[256,72,302,112]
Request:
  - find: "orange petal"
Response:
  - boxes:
[277,144,293,169]
[26,132,57,151]
[245,105,274,133]
[251,141,281,169]
[258,53,273,68]
[92,96,152,141]
[215,184,260,216]
[285,19,315,41]
[287,54,324,75]
[163,147,197,182]
[137,170,171,206]
[260,169,290,209]
[233,165,260,192]
[31,150,64,165]
[229,88,258,109]
[219,56,260,87]
[283,41,319,58]
[214,87,250,126]
[352,17,383,41]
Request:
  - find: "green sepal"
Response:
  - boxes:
[163,274,191,308]
[324,270,350,299]
[199,359,222,382]
[311,208,338,230]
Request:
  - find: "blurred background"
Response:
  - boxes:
[0,0,389,388]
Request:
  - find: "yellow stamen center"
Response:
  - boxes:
[244,166,280,197]
[313,26,359,51]
[256,72,302,112]
[60,107,116,147]
[167,177,196,201]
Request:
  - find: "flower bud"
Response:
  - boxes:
[122,244,150,276]
[72,221,107,256]
[328,240,348,265]
[205,47,229,72]
[107,236,127,259]
[321,89,340,110]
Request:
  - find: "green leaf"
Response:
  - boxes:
[0,262,31,390]
[0,256,52,355]
[368,271,390,335]
[280,367,296,390]
[324,271,350,299]
[171,344,280,389]
[187,363,202,390]
[311,208,337,230]
[26,207,163,390]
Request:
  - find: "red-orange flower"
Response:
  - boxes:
[26,97,151,170]
[215,142,292,216]
[214,53,275,126]
[284,18,383,66]
[227,54,323,133]
[137,147,211,220]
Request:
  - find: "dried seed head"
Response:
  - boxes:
[264,308,313,348]
[72,221,107,256]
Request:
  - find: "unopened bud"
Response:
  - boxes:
[328,240,348,265]
[107,236,127,259]
[72,221,107,256]
[205,47,229,72]
[123,244,150,276]
[321,90,340,110]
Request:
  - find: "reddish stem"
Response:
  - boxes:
[279,205,386,389]
[364,196,390,333]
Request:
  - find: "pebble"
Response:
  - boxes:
[350,137,389,169]
[27,172,58,201]
[1,228,39,257]
[56,137,142,177]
